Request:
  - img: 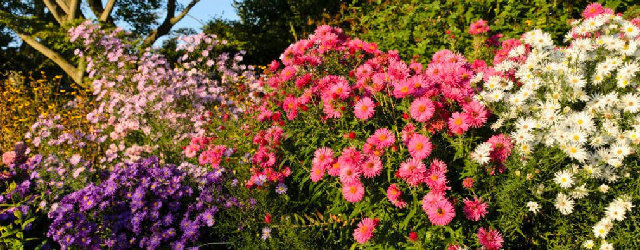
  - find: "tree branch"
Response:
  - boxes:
[54,0,70,14]
[87,0,104,18]
[16,33,83,84]
[142,0,201,47]
[42,0,66,24]
[100,0,116,22]
[68,0,81,21]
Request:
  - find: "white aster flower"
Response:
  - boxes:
[554,169,575,188]
[583,239,595,249]
[620,93,640,113]
[472,142,492,165]
[571,184,589,199]
[599,240,613,250]
[593,218,612,238]
[555,193,574,215]
[527,201,541,214]
[605,204,626,221]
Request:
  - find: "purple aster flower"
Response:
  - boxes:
[261,227,272,240]
[275,183,288,195]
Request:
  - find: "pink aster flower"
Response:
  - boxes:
[398,158,427,186]
[487,134,513,163]
[329,78,351,100]
[462,100,489,128]
[392,80,415,99]
[477,227,504,250]
[582,3,605,19]
[463,197,489,221]
[407,134,433,160]
[387,184,402,202]
[430,159,448,173]
[342,181,365,202]
[339,163,361,184]
[368,128,395,148]
[184,144,199,158]
[361,155,383,178]
[426,199,456,226]
[312,147,335,168]
[253,148,276,168]
[328,161,342,176]
[447,245,463,250]
[2,151,16,166]
[422,191,445,212]
[280,66,297,82]
[198,150,213,165]
[353,218,377,244]
[468,19,490,35]
[339,147,363,166]
[409,97,435,122]
[283,96,299,120]
[354,97,376,120]
[310,164,325,182]
[425,167,447,193]
[386,184,407,208]
[322,99,342,119]
[448,112,470,134]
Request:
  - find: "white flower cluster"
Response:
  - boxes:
[476,10,640,249]
[585,196,634,249]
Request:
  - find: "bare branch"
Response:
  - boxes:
[42,0,66,24]
[68,0,81,21]
[170,0,200,26]
[87,0,104,18]
[100,0,116,22]
[54,0,70,13]
[16,33,83,84]
[142,0,201,47]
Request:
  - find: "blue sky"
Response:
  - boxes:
[7,0,240,47]
[156,0,240,46]
[173,0,239,30]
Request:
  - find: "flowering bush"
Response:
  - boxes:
[0,142,49,249]
[47,156,245,249]
[0,73,90,150]
[6,2,640,249]
[474,3,640,249]
[234,25,520,249]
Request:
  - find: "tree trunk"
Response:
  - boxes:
[16,33,83,84]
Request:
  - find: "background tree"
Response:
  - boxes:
[0,0,202,84]
[340,0,639,63]
[202,0,350,66]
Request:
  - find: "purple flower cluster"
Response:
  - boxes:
[47,156,239,249]
[0,143,41,227]
[66,21,263,166]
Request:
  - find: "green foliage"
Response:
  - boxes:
[342,0,638,63]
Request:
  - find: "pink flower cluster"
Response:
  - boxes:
[183,137,230,168]
[250,25,500,244]
[487,134,513,174]
[246,126,291,189]
[468,19,490,35]
[310,145,383,203]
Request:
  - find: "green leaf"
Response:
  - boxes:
[400,205,416,229]
[13,210,22,221]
